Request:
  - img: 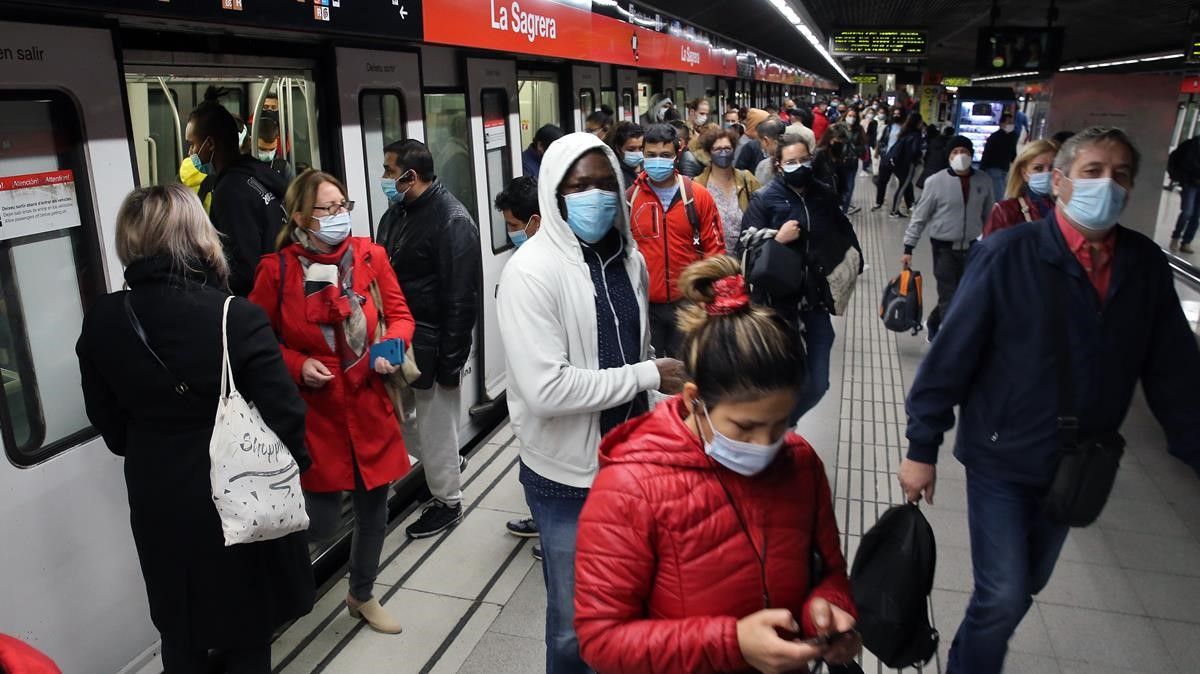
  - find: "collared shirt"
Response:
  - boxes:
[1056,210,1117,302]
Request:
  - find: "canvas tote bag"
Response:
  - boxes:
[209,296,309,545]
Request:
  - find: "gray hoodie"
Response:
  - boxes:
[903,168,995,252]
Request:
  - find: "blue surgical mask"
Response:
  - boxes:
[1027,171,1052,196]
[190,138,214,175]
[256,148,277,163]
[508,216,536,248]
[563,188,619,244]
[623,151,644,169]
[311,211,352,246]
[643,156,676,182]
[699,401,785,476]
[381,177,400,203]
[1059,177,1126,232]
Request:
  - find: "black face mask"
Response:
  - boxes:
[781,164,813,189]
[830,142,845,156]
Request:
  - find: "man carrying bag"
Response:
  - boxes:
[897,127,1200,674]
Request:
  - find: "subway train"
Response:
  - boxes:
[0,2,837,671]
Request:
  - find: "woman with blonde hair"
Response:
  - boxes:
[982,139,1058,237]
[77,184,314,672]
[248,169,415,634]
[575,256,860,674]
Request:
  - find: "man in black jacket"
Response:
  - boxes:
[980,112,1018,205]
[376,139,482,539]
[188,101,288,296]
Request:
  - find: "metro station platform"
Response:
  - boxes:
[269,177,1200,674]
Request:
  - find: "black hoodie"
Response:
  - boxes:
[209,155,289,296]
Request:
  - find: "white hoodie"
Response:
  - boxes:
[497,133,660,489]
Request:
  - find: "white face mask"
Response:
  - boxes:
[697,401,786,476]
[311,211,352,245]
[695,113,708,126]
[950,154,973,173]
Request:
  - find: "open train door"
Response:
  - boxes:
[571,65,602,132]
[617,68,638,123]
[0,19,150,674]
[465,57,522,410]
[333,47,423,237]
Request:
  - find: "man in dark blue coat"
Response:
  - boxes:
[899,127,1200,674]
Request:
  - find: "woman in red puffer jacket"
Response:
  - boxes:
[574,256,860,674]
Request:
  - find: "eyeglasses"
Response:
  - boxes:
[313,201,355,214]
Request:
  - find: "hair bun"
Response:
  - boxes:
[705,275,750,316]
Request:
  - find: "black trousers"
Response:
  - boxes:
[161,638,271,674]
[649,301,681,358]
[874,160,915,212]
[928,240,972,339]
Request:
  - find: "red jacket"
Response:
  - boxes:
[982,192,1053,238]
[811,109,829,142]
[575,397,856,674]
[249,236,415,492]
[627,173,724,304]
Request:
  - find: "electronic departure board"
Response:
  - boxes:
[830,29,926,57]
[1188,33,1200,64]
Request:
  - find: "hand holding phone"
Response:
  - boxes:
[370,338,405,367]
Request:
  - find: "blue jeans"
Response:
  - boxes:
[985,167,1007,202]
[947,469,1070,674]
[791,310,835,423]
[837,160,859,212]
[523,485,592,674]
[1172,184,1200,244]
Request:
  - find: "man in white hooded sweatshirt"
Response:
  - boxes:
[497,132,685,674]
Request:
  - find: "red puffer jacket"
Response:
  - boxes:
[574,397,856,674]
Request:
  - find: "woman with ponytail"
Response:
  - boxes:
[573,256,860,674]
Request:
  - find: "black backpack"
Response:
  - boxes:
[850,504,939,668]
[880,269,923,335]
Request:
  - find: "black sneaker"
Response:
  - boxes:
[405,501,464,539]
[870,204,883,211]
[505,517,539,538]
[531,544,543,561]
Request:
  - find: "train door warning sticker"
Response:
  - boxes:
[484,119,507,150]
[0,170,80,241]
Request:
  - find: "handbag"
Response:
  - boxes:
[368,279,420,423]
[209,296,309,545]
[1042,264,1124,527]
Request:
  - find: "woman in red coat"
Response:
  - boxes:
[574,256,860,674]
[982,139,1058,238]
[249,169,414,634]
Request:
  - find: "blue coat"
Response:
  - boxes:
[905,214,1200,485]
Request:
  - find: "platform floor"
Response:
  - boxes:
[270,175,1200,674]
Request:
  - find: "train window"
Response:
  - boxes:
[601,90,617,118]
[125,73,321,190]
[360,90,407,230]
[674,88,686,110]
[517,76,560,150]
[621,89,635,122]
[424,92,477,217]
[580,89,596,122]
[0,92,105,466]
[480,90,514,253]
[637,82,652,116]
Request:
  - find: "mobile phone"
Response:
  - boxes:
[370,338,405,366]
[803,629,857,647]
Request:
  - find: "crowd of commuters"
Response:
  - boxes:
[68,83,1200,674]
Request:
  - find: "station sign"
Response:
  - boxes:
[24,0,423,41]
[851,74,878,84]
[1188,33,1200,64]
[942,76,972,87]
[830,29,926,57]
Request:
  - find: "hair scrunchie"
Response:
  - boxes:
[705,275,750,316]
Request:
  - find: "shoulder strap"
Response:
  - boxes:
[682,176,702,250]
[218,295,236,399]
[1018,196,1033,222]
[124,292,189,396]
[1045,263,1078,445]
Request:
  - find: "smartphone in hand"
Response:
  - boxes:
[370,338,405,366]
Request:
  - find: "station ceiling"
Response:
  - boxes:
[652,0,1194,82]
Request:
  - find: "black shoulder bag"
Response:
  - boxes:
[124,292,190,396]
[1042,264,1125,527]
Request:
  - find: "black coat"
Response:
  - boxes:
[76,257,314,649]
[917,135,951,189]
[209,155,289,296]
[980,128,1018,171]
[376,180,481,388]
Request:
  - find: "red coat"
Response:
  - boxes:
[811,109,829,142]
[575,397,856,674]
[983,193,1052,238]
[627,173,725,304]
[249,237,415,492]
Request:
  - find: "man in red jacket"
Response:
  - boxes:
[627,123,724,357]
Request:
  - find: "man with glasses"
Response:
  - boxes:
[739,133,862,423]
[375,139,482,539]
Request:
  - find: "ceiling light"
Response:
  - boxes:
[759,0,851,84]
[1057,51,1183,72]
